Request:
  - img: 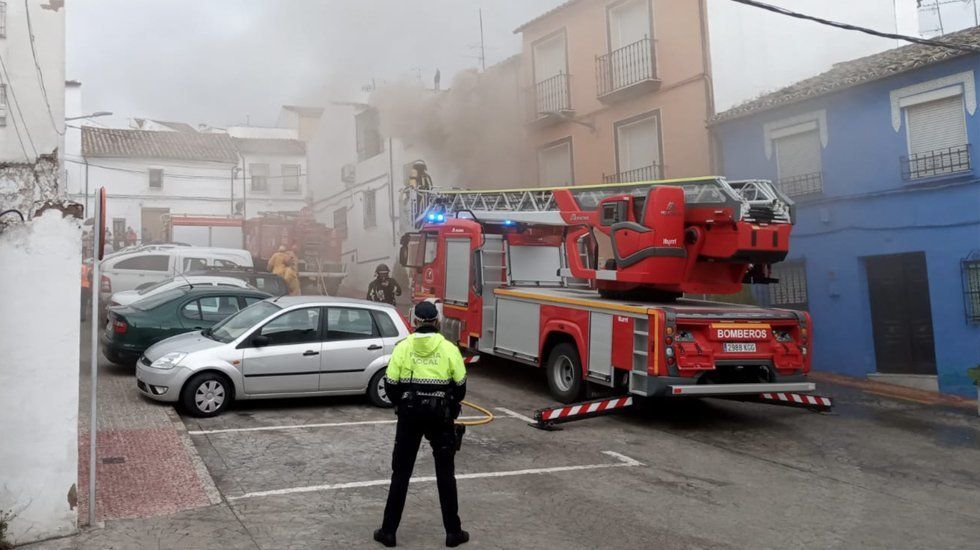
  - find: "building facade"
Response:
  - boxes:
[515,0,714,186]
[712,27,980,396]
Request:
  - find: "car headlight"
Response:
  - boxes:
[150,352,187,370]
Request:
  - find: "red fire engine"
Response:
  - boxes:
[399,176,829,419]
[164,210,345,294]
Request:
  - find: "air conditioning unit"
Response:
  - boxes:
[341,163,356,186]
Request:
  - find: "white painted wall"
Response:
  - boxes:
[0,0,65,163]
[227,125,297,140]
[67,157,237,240]
[0,212,80,544]
[708,0,920,111]
[238,150,310,218]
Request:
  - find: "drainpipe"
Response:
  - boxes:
[698,0,720,174]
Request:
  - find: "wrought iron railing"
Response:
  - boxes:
[778,171,823,198]
[901,144,971,180]
[527,73,571,121]
[596,37,657,98]
[601,164,664,183]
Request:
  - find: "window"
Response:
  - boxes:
[213,259,239,268]
[775,129,823,197]
[599,0,655,95]
[197,296,242,322]
[363,189,377,228]
[768,261,808,310]
[356,108,384,161]
[115,254,170,271]
[371,310,400,338]
[258,307,321,346]
[0,84,7,128]
[333,207,348,240]
[424,232,438,264]
[243,296,265,307]
[903,95,970,180]
[148,168,163,189]
[0,2,6,40]
[327,308,378,341]
[613,113,662,182]
[282,164,301,193]
[249,163,269,192]
[962,252,980,323]
[182,257,208,272]
[531,32,570,115]
[538,139,573,186]
[181,301,203,321]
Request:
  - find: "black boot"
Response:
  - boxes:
[446,530,469,547]
[373,528,397,547]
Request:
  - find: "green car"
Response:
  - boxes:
[102,286,272,365]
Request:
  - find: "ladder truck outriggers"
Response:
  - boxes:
[398,176,831,426]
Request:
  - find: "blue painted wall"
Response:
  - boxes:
[714,56,980,396]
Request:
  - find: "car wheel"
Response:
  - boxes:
[181,372,233,417]
[367,369,393,408]
[546,343,584,404]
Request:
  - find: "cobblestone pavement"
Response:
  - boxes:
[73,321,217,525]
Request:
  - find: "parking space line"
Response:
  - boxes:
[228,450,643,500]
[188,415,502,435]
[495,407,536,423]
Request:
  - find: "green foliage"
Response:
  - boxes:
[0,509,13,550]
[967,365,980,386]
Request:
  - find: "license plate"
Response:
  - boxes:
[724,342,756,353]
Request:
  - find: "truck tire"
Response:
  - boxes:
[546,343,584,404]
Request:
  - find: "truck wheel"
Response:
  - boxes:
[367,369,393,408]
[546,343,584,404]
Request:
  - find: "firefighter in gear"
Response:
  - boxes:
[267,245,289,276]
[367,263,402,306]
[283,245,301,296]
[374,301,469,548]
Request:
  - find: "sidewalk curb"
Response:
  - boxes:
[811,371,977,410]
[165,408,223,505]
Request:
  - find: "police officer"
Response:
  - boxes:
[367,263,402,306]
[374,301,469,548]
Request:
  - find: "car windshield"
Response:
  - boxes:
[136,278,177,295]
[209,301,281,343]
[132,288,188,310]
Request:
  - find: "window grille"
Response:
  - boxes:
[769,261,808,310]
[0,3,7,40]
[333,207,347,241]
[0,83,7,127]
[962,251,980,323]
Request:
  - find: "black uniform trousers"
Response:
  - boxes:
[381,414,461,534]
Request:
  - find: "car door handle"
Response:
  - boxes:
[303,350,320,356]
[367,344,383,351]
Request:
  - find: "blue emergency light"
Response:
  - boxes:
[426,212,446,223]
[502,220,514,226]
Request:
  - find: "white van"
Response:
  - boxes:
[100,248,254,296]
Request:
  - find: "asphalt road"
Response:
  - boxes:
[173,356,980,550]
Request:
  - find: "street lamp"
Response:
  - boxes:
[66,111,113,121]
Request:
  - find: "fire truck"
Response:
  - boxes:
[164,210,346,294]
[398,176,828,415]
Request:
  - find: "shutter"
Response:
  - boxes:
[538,142,572,186]
[906,95,967,154]
[617,116,660,172]
[775,130,821,179]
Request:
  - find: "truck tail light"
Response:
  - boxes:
[101,275,112,293]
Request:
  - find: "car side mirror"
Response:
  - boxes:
[252,334,270,347]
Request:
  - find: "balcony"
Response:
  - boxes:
[601,164,664,183]
[596,37,660,103]
[778,172,823,199]
[526,73,572,127]
[901,144,971,181]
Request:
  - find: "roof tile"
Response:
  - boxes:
[82,127,239,163]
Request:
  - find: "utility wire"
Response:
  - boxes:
[0,52,38,158]
[23,0,62,135]
[730,0,980,53]
[63,158,310,181]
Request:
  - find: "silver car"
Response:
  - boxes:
[136,296,409,417]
